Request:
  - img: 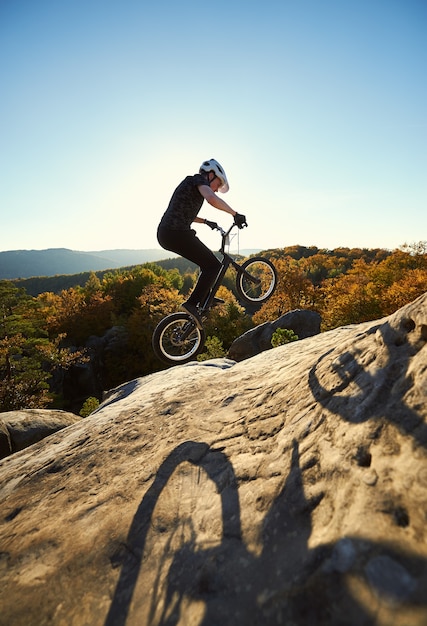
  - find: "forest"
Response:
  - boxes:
[1,241,426,415]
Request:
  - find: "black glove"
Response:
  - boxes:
[205,220,219,230]
[234,213,247,229]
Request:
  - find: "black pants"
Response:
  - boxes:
[157,226,221,306]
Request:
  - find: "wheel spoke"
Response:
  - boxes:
[152,313,205,364]
[239,259,276,302]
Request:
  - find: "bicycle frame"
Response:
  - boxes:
[198,224,260,315]
[177,225,253,342]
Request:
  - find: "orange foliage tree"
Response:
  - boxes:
[318,250,427,329]
[1,282,86,411]
[103,284,184,386]
[38,288,115,345]
[203,285,253,350]
[318,259,383,329]
[252,257,317,325]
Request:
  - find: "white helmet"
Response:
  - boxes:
[199,159,229,193]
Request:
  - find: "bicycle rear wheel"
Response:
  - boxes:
[152,312,206,365]
[236,257,277,304]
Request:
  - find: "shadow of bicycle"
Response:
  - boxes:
[308,318,427,448]
[105,438,426,625]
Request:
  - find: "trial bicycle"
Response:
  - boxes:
[152,223,277,365]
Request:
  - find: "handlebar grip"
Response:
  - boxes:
[234,213,248,229]
[205,219,219,230]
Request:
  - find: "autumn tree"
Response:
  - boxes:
[370,245,427,316]
[37,287,113,345]
[101,265,183,317]
[318,259,383,329]
[0,281,84,411]
[103,283,184,387]
[317,247,427,330]
[253,257,317,325]
[381,268,427,315]
[298,253,346,285]
[203,285,253,351]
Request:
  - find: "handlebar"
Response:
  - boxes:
[212,222,242,254]
[205,214,247,237]
[214,222,240,237]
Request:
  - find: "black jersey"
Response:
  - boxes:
[159,174,209,230]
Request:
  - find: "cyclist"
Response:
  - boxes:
[157,159,247,327]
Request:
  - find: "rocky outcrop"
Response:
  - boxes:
[0,409,81,459]
[49,326,128,414]
[0,294,426,625]
[228,308,321,360]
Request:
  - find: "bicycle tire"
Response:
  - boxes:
[152,312,206,365]
[236,257,277,304]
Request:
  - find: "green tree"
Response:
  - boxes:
[80,396,100,417]
[83,271,102,299]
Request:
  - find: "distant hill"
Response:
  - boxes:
[0,247,260,280]
[0,248,178,280]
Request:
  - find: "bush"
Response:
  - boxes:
[197,336,226,361]
[271,328,299,348]
[80,396,100,417]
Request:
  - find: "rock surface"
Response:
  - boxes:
[0,294,427,625]
[0,409,81,459]
[228,308,322,360]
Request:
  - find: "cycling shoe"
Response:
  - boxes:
[180,302,203,329]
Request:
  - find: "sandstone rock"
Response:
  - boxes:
[0,409,81,459]
[228,308,321,360]
[0,294,426,625]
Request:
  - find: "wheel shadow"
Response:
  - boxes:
[308,319,427,448]
[104,439,427,625]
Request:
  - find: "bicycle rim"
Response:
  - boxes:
[238,258,277,303]
[153,313,205,364]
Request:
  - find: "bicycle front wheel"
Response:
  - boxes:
[236,257,277,304]
[152,313,206,365]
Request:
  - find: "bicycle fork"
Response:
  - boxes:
[231,258,261,286]
[199,256,261,314]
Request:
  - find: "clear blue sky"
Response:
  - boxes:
[1,0,426,253]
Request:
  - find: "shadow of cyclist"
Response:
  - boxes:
[104,438,426,625]
[104,441,242,626]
